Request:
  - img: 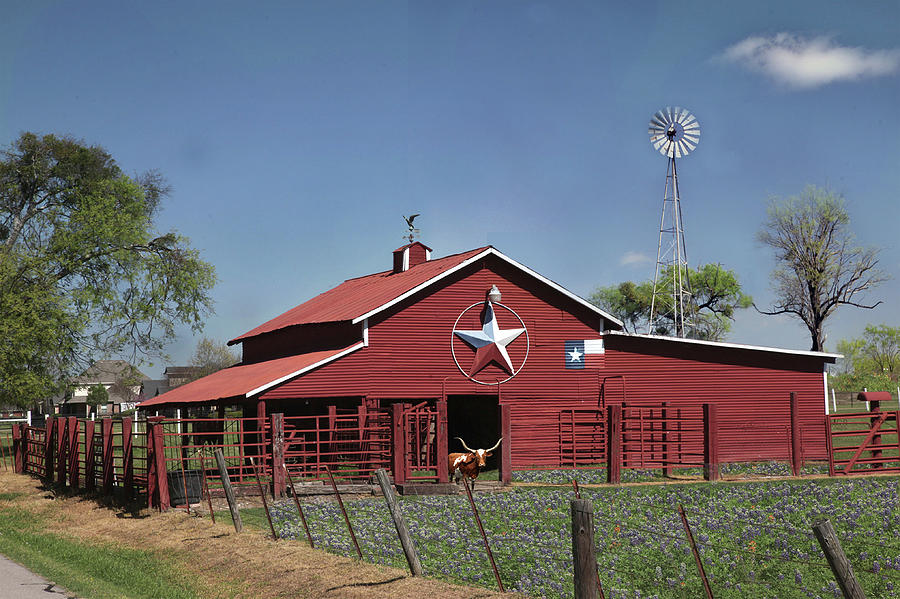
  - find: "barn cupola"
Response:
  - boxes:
[392,241,432,273]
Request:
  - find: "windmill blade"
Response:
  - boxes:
[648,106,700,157]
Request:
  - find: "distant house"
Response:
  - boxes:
[138,366,203,402]
[59,360,147,417]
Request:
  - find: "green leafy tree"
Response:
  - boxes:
[0,133,216,408]
[832,325,900,392]
[189,337,240,381]
[756,186,886,352]
[85,383,109,415]
[590,264,752,341]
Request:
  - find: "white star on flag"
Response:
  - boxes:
[568,346,583,362]
[454,302,525,375]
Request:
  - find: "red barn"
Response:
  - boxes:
[140,242,838,481]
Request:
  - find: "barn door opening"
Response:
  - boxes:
[447,395,500,474]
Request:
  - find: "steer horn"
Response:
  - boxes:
[455,436,503,453]
[455,437,476,453]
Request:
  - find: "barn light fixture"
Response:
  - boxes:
[488,285,501,303]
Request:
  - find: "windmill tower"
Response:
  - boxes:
[647,107,700,338]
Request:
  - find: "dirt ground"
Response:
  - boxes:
[0,472,511,599]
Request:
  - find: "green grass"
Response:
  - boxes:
[0,507,208,599]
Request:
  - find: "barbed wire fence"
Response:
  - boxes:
[198,466,896,598]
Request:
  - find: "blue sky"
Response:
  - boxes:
[2,1,898,375]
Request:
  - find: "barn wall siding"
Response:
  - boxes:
[256,254,830,467]
[602,340,828,461]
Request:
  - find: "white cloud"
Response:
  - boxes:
[619,251,652,266]
[722,33,900,89]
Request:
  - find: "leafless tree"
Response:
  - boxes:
[756,185,887,352]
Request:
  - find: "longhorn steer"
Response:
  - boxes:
[448,437,502,489]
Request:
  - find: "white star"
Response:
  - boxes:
[454,302,525,375]
[568,347,583,362]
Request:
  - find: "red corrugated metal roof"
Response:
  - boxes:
[229,247,491,344]
[229,246,624,345]
[138,343,364,407]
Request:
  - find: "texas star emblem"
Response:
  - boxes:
[451,300,529,385]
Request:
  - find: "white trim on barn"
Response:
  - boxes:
[245,342,366,398]
[351,247,624,329]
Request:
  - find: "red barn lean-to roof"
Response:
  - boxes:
[228,244,624,345]
[139,344,363,406]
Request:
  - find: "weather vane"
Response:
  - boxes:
[403,214,420,243]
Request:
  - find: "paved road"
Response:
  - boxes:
[0,555,78,599]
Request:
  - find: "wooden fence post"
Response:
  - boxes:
[146,416,170,511]
[498,404,511,485]
[571,498,599,599]
[790,392,802,476]
[43,416,54,481]
[12,423,24,473]
[374,468,424,576]
[391,403,406,485]
[214,448,242,532]
[84,420,96,491]
[703,404,719,482]
[122,417,134,497]
[56,417,66,485]
[67,416,79,489]
[101,418,114,494]
[812,519,865,599]
[270,413,285,497]
[606,405,621,485]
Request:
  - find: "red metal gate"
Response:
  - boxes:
[559,404,707,472]
[391,401,449,484]
[826,410,900,475]
[284,407,391,482]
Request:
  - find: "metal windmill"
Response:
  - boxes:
[647,107,700,338]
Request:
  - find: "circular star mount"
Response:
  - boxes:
[451,301,530,386]
[648,106,700,159]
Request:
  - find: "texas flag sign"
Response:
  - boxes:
[565,339,605,369]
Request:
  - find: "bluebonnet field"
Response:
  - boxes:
[270,470,900,598]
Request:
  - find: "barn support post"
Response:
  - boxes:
[703,404,719,482]
[606,405,621,485]
[790,392,802,476]
[84,420,96,491]
[56,417,66,486]
[498,404,511,485]
[436,399,449,483]
[43,416,54,482]
[12,424,24,474]
[101,418,114,494]
[122,417,134,497]
[67,416,79,489]
[391,403,406,485]
[270,413,286,497]
[146,416,170,511]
